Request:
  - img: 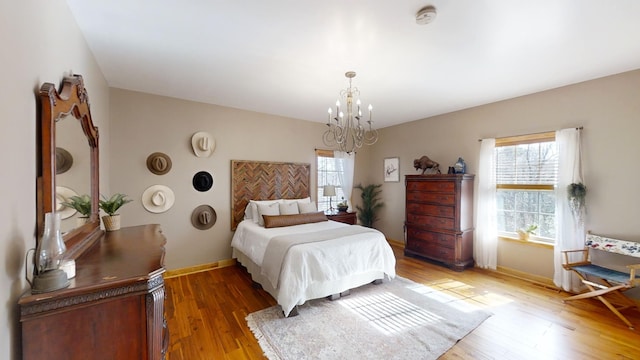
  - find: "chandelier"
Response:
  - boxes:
[322,71,378,153]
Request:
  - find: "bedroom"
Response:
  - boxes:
[2,1,640,359]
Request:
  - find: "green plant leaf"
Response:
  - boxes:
[99,193,132,216]
[60,194,92,216]
[354,183,384,228]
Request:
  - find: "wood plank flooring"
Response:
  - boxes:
[164,245,640,359]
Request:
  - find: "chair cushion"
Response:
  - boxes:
[572,264,637,284]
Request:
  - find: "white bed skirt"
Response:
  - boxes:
[233,248,387,315]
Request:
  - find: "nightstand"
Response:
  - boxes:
[325,211,357,225]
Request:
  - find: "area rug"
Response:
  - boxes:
[246,276,491,360]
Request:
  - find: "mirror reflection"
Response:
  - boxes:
[55,114,90,233]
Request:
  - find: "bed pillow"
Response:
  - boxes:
[282,197,311,205]
[249,199,283,223]
[279,202,300,215]
[243,203,253,220]
[263,212,328,228]
[298,201,318,214]
[257,202,281,226]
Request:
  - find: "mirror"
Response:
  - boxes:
[56,114,91,233]
[38,74,102,259]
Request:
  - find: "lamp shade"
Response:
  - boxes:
[323,185,336,197]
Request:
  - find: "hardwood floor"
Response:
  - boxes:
[164,245,640,359]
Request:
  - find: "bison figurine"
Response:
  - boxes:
[413,156,440,175]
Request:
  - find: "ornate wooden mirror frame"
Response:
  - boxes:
[38,74,102,259]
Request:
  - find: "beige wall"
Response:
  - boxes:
[109,89,371,270]
[0,1,110,359]
[371,69,640,280]
[3,2,639,357]
[110,69,640,281]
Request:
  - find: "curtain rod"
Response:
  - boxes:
[314,148,357,154]
[477,126,583,142]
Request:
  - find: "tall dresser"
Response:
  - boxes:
[19,224,168,360]
[405,174,475,271]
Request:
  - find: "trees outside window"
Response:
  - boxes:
[495,133,558,243]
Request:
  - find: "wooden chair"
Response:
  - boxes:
[562,232,640,329]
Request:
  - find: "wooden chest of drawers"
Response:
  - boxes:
[19,225,168,359]
[405,174,475,271]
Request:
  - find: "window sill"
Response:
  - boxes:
[498,235,554,249]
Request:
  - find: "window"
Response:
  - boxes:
[495,132,558,243]
[316,149,346,212]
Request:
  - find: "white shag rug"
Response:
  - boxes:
[246,276,491,360]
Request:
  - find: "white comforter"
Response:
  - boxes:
[231,219,396,315]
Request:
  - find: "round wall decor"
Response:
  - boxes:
[192,171,213,192]
[191,205,217,230]
[146,152,172,175]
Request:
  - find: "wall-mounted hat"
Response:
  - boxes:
[192,171,213,192]
[191,205,217,230]
[56,147,74,174]
[55,186,79,219]
[146,152,172,175]
[191,132,216,158]
[141,185,175,213]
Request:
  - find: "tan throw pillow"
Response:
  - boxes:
[263,212,328,228]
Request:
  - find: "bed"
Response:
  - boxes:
[230,160,396,316]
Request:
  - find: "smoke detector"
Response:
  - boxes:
[415,5,437,25]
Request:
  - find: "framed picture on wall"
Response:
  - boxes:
[384,157,400,182]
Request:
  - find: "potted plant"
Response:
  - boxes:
[336,197,348,212]
[568,182,587,222]
[354,184,384,228]
[61,194,92,226]
[99,193,132,231]
[517,224,538,241]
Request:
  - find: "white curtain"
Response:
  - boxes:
[553,128,585,292]
[475,138,498,269]
[335,151,355,211]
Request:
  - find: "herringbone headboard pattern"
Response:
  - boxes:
[231,160,311,230]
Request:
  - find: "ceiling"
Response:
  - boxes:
[66,0,640,129]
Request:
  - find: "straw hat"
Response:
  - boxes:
[192,171,214,192]
[55,186,79,219]
[55,147,74,174]
[191,132,216,158]
[141,185,175,213]
[146,152,172,175]
[191,205,217,230]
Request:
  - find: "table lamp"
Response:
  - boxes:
[323,185,336,211]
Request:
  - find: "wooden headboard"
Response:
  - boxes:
[231,160,311,230]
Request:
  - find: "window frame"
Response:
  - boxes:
[316,149,346,212]
[495,131,557,244]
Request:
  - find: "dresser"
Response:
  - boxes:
[326,210,357,225]
[404,174,475,271]
[19,224,168,360]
